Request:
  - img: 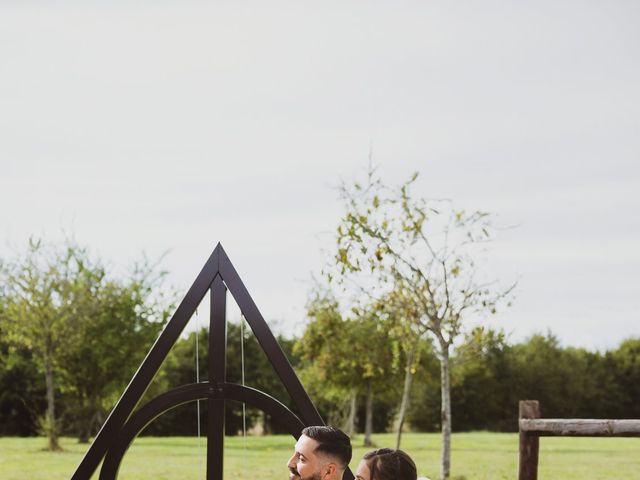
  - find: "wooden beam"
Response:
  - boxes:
[520,419,640,437]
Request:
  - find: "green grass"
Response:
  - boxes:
[1,433,638,479]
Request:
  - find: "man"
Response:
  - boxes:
[287,425,352,480]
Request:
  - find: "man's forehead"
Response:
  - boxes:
[295,434,319,456]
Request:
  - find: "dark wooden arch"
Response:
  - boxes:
[71,244,355,480]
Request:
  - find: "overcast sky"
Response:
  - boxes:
[1,1,638,350]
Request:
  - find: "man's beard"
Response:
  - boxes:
[289,467,321,480]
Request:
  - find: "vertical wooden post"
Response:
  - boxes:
[208,276,227,480]
[519,400,540,480]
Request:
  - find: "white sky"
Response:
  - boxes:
[1,1,638,350]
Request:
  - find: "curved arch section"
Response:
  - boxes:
[99,382,305,480]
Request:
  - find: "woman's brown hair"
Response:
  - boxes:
[362,448,417,480]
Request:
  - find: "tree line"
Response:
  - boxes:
[297,296,640,436]
[0,239,299,442]
[1,246,638,440]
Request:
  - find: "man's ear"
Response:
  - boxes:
[322,462,337,479]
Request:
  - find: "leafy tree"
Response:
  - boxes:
[611,338,640,419]
[378,285,428,449]
[348,306,399,446]
[226,319,301,434]
[1,239,87,449]
[330,168,514,478]
[506,333,619,422]
[59,260,171,442]
[295,293,398,446]
[0,332,46,436]
[510,334,579,418]
[0,238,171,446]
[449,327,514,431]
[405,339,441,432]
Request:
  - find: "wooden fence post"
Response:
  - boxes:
[519,400,540,480]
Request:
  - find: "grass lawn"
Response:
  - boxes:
[0,432,638,479]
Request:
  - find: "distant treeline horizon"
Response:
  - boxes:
[1,323,638,439]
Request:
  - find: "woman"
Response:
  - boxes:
[355,448,418,480]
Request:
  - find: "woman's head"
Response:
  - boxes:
[356,448,417,480]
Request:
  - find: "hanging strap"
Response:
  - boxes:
[240,314,247,474]
[195,308,204,479]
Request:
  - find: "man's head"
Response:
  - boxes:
[287,425,352,480]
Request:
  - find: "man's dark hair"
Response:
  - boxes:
[301,425,352,468]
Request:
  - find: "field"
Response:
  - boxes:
[1,432,639,479]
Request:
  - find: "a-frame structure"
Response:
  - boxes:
[71,243,354,480]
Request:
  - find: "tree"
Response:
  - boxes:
[330,168,513,478]
[449,327,514,432]
[295,292,398,446]
[378,285,427,449]
[59,259,172,442]
[611,338,640,419]
[1,239,84,449]
[226,319,301,435]
[0,238,171,447]
[0,329,46,436]
[348,307,398,446]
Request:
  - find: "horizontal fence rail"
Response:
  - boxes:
[518,400,640,480]
[520,418,640,437]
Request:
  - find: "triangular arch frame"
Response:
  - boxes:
[72,244,354,480]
